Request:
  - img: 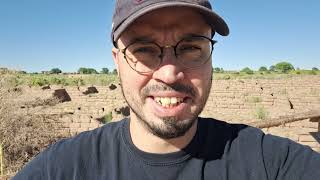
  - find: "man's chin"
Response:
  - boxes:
[140,116,196,139]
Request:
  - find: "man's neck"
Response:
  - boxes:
[129,117,198,154]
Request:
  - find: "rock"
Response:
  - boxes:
[53,89,71,102]
[114,106,130,116]
[41,85,51,90]
[83,86,98,95]
[109,84,117,90]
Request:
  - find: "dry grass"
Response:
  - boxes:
[0,79,70,177]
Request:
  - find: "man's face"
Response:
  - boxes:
[112,7,213,139]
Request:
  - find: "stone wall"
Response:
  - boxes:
[10,75,320,151]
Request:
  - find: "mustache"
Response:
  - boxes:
[142,83,196,97]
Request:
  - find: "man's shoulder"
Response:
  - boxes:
[49,118,127,151]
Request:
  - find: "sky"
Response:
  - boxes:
[0,0,319,73]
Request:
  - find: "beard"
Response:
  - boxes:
[119,75,212,139]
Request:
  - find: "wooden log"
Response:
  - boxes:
[248,110,320,129]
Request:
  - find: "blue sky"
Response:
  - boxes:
[0,0,319,73]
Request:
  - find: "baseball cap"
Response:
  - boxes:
[111,0,229,47]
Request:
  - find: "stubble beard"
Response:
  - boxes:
[119,76,212,139]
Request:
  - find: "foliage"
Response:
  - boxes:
[50,68,62,74]
[258,66,268,72]
[312,67,319,71]
[254,106,268,120]
[212,67,224,73]
[112,69,118,75]
[101,68,109,74]
[246,96,262,103]
[269,65,276,72]
[274,61,295,73]
[78,67,98,74]
[240,67,254,74]
[0,88,69,175]
[102,112,113,124]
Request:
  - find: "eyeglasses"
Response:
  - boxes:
[119,35,216,74]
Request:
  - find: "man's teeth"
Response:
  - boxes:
[154,97,184,107]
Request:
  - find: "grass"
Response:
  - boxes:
[102,112,113,124]
[1,70,319,87]
[1,74,119,87]
[254,106,269,120]
[213,70,320,80]
[0,143,3,176]
[246,96,262,103]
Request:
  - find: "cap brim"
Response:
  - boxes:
[113,1,229,43]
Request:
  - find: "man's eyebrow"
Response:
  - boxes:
[129,36,155,44]
[180,33,211,39]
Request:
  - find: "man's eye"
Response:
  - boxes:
[133,47,157,54]
[178,45,201,52]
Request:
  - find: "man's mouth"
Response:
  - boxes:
[152,97,188,108]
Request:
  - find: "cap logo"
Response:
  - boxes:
[133,0,144,5]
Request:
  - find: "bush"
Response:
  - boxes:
[269,65,276,72]
[102,112,113,124]
[50,68,62,74]
[240,67,254,75]
[274,61,295,73]
[78,67,98,74]
[0,87,69,175]
[212,67,224,73]
[254,106,268,120]
[112,69,118,75]
[312,67,319,71]
[101,68,109,74]
[258,66,268,72]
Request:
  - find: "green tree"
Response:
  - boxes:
[240,67,254,74]
[78,67,98,74]
[274,62,295,73]
[312,67,319,71]
[50,68,62,74]
[112,69,118,75]
[258,66,268,72]
[269,65,276,72]
[213,67,221,73]
[101,68,109,74]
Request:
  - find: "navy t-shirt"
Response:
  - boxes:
[13,118,320,180]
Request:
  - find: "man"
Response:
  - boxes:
[13,0,320,179]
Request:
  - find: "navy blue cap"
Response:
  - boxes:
[111,0,229,47]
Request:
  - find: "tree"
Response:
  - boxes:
[240,67,254,74]
[258,66,268,72]
[312,67,319,71]
[112,69,118,75]
[101,68,109,74]
[269,65,276,72]
[50,68,62,74]
[213,67,221,73]
[274,62,295,73]
[78,67,98,74]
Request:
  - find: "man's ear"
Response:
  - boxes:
[112,47,120,76]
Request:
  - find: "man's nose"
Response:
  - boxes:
[151,48,185,84]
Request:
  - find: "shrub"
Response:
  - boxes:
[258,66,268,72]
[274,62,295,73]
[50,68,62,74]
[31,77,49,86]
[254,106,268,120]
[101,68,109,74]
[78,67,98,74]
[240,67,254,75]
[269,65,276,72]
[102,112,113,124]
[0,87,69,175]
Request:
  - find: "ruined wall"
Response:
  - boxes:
[9,75,320,151]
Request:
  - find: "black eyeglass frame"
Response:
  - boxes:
[118,35,217,74]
